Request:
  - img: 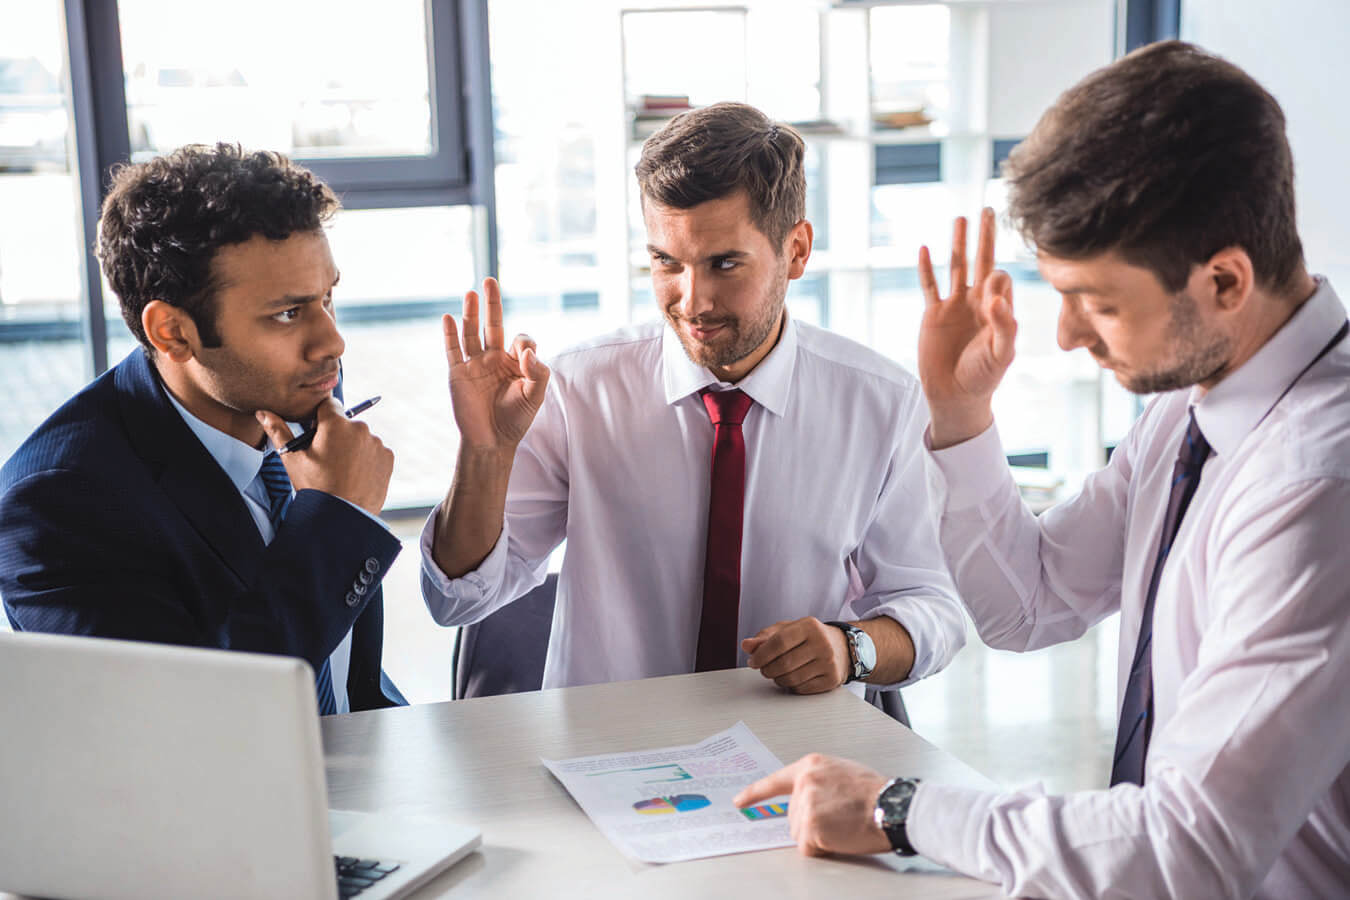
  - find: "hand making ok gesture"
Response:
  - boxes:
[443,277,550,453]
[917,207,1019,449]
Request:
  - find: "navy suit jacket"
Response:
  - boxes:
[0,349,404,711]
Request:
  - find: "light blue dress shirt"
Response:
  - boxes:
[165,392,353,714]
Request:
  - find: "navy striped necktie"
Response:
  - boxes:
[1111,409,1211,786]
[258,452,338,716]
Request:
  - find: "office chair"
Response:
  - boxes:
[450,573,910,726]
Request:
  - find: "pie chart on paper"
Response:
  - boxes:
[632,794,712,815]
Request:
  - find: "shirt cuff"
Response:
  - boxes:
[418,505,511,623]
[907,781,1030,884]
[858,599,966,689]
[925,421,1014,512]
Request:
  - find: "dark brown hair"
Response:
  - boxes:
[635,102,805,249]
[98,142,340,351]
[1005,40,1303,294]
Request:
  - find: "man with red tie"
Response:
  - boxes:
[419,102,965,699]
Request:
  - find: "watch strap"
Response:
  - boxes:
[824,620,864,683]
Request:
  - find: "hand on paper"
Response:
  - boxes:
[742,616,850,693]
[734,754,892,857]
[918,207,1018,450]
[443,277,550,453]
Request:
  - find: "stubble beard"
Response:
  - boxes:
[1115,289,1232,395]
[666,266,788,373]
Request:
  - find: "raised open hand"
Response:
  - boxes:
[443,277,550,452]
[917,207,1018,449]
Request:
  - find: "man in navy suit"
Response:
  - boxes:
[0,143,402,713]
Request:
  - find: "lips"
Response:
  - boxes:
[685,321,728,341]
[300,371,340,392]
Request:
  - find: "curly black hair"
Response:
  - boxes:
[97,143,340,351]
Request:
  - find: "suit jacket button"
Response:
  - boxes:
[352,581,367,596]
[358,571,374,586]
[345,591,359,607]
[365,557,380,574]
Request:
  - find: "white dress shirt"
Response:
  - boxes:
[421,315,965,690]
[165,393,353,713]
[910,277,1350,898]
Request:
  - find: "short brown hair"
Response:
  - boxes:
[98,142,340,351]
[635,102,805,249]
[1005,41,1303,294]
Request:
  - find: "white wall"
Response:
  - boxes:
[1182,1,1350,292]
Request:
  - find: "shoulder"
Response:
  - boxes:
[1245,362,1350,487]
[1,365,126,492]
[545,320,665,384]
[792,321,921,401]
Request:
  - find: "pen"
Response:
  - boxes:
[277,396,381,455]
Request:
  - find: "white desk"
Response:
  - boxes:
[322,668,1009,899]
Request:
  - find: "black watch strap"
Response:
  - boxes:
[875,777,921,856]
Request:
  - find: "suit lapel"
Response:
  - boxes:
[114,350,265,587]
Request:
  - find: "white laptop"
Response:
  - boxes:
[0,631,480,900]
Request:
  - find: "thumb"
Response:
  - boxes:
[520,347,551,408]
[255,410,294,452]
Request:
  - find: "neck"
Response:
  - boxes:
[1199,270,1319,392]
[154,357,266,448]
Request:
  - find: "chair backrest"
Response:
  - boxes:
[451,573,558,700]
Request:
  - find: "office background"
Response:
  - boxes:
[2,0,1346,792]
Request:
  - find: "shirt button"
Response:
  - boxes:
[345,591,359,608]
[364,557,380,574]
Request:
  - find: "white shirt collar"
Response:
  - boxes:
[1193,276,1346,457]
[660,311,799,417]
[163,388,268,496]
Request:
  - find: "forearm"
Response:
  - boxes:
[853,615,915,684]
[431,444,517,578]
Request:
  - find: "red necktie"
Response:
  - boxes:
[696,388,754,672]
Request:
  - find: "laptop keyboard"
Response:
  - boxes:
[335,856,401,898]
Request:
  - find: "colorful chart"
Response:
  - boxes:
[740,802,788,821]
[633,794,712,815]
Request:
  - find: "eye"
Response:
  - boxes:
[713,258,739,271]
[272,307,301,323]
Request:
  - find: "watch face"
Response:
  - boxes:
[880,778,917,823]
[856,631,878,671]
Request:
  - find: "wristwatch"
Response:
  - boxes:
[874,777,921,856]
[825,621,876,683]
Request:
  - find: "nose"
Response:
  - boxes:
[308,302,346,362]
[675,268,715,320]
[1057,296,1097,352]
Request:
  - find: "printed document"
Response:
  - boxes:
[542,721,792,863]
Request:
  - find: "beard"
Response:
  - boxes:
[194,343,339,425]
[1112,289,1232,395]
[664,265,788,373]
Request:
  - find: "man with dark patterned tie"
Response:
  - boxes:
[0,143,402,715]
[421,103,965,701]
[736,41,1350,899]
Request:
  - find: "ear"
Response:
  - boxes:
[785,219,814,280]
[1199,246,1255,313]
[142,301,200,363]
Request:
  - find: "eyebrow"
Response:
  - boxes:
[645,245,749,262]
[261,270,340,310]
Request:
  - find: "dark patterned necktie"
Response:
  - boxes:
[259,452,338,716]
[695,389,755,672]
[1111,409,1211,786]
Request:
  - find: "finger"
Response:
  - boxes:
[986,271,1018,366]
[442,314,464,367]
[972,207,996,292]
[462,290,483,357]
[733,766,797,808]
[255,410,295,452]
[740,636,766,656]
[758,640,824,681]
[787,673,836,695]
[949,216,968,298]
[918,246,940,307]
[483,277,505,351]
[519,348,551,410]
[509,333,537,362]
[746,625,806,670]
[774,661,829,690]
